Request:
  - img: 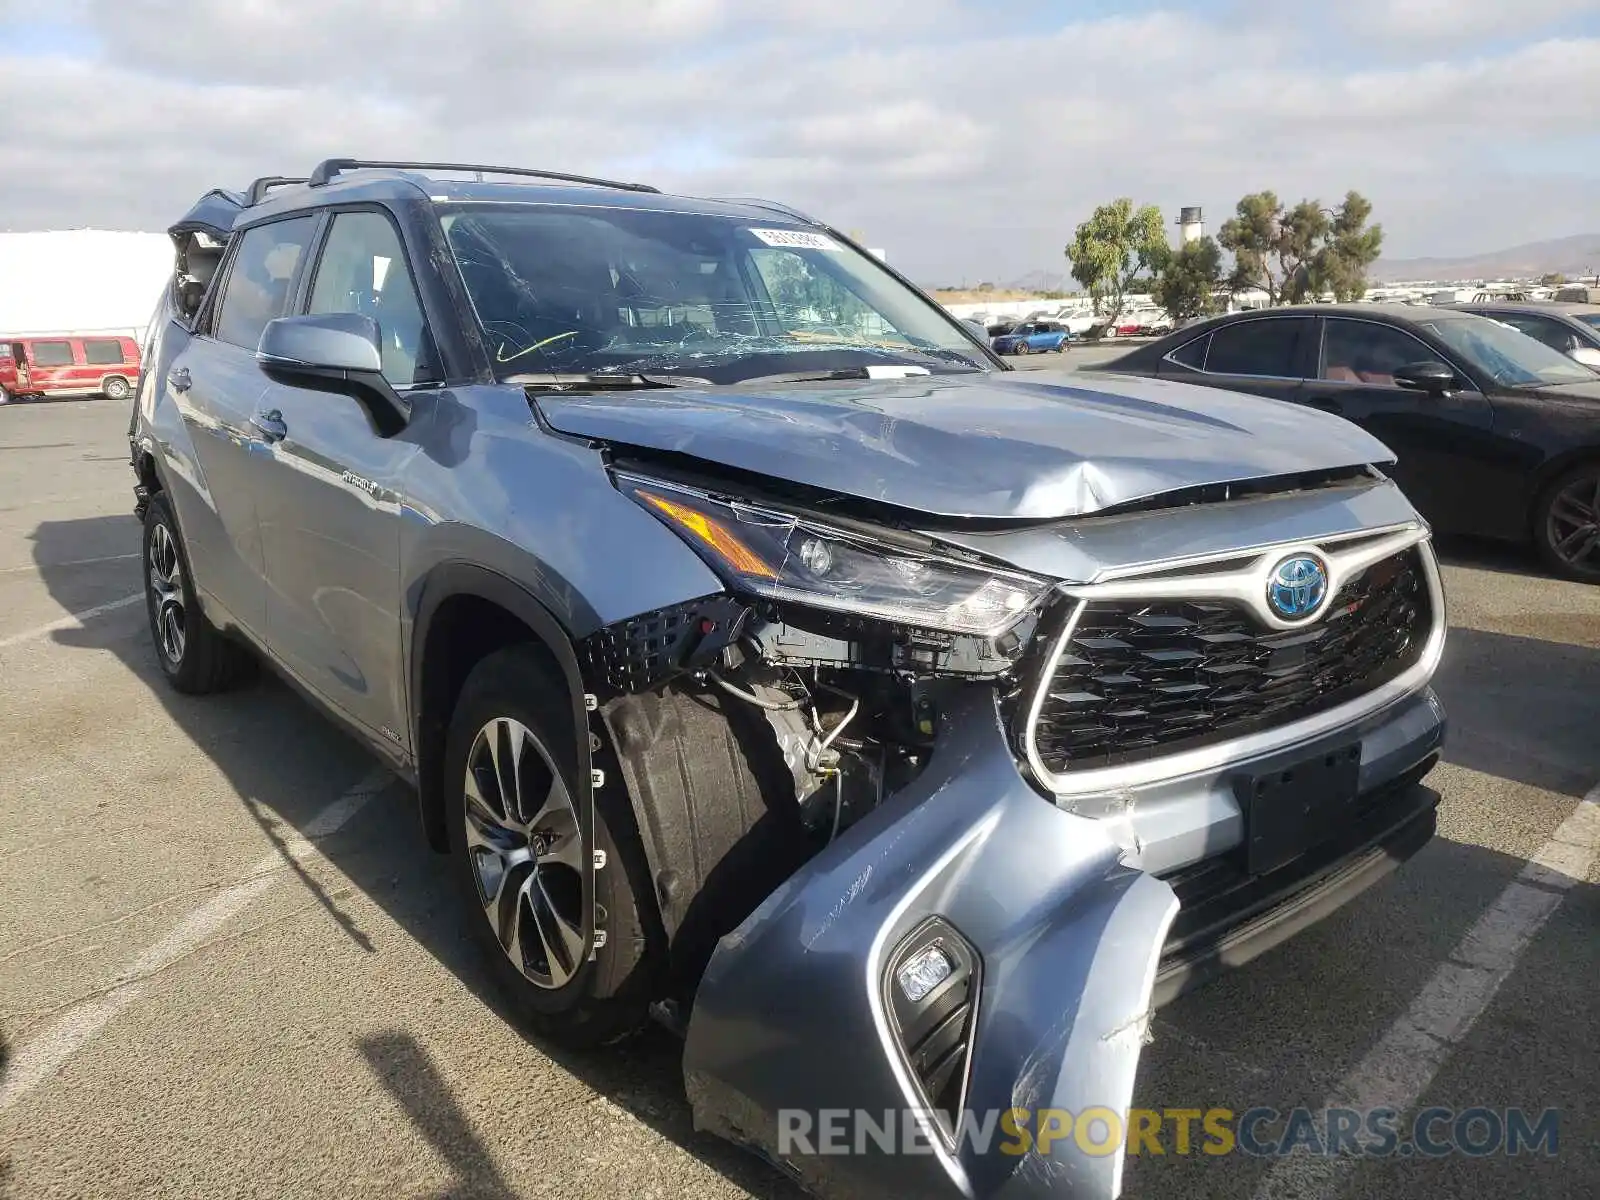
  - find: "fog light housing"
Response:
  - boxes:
[883,919,981,1145]
[896,943,954,1003]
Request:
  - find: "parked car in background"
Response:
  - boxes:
[991,319,1072,354]
[1099,304,1600,582]
[131,159,1447,1200]
[1462,302,1600,370]
[0,334,141,403]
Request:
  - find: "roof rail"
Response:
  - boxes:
[306,159,660,194]
[246,176,311,206]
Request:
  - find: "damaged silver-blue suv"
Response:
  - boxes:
[129,159,1447,1199]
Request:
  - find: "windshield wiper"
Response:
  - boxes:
[508,372,712,391]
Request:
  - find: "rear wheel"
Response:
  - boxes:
[0,385,9,405]
[142,492,255,692]
[445,646,659,1047]
[1535,463,1600,583]
[102,376,131,402]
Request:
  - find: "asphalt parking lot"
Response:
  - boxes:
[1,393,1595,1200]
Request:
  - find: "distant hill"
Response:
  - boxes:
[1374,233,1600,282]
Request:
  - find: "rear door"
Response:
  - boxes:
[1155,314,1314,406]
[1298,316,1497,531]
[162,214,321,636]
[255,207,430,747]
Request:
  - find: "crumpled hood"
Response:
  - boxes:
[536,371,1396,520]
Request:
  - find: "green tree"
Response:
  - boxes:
[1309,191,1383,302]
[1153,236,1224,323]
[1065,198,1169,320]
[1218,191,1284,304]
[1540,272,1568,287]
[1218,192,1331,305]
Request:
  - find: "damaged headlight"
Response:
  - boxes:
[618,474,1050,637]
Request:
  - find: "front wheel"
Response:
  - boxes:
[1534,463,1600,583]
[1014,340,1030,355]
[445,646,659,1047]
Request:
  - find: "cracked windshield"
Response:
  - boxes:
[439,204,988,384]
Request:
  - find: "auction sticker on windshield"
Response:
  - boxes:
[749,228,842,251]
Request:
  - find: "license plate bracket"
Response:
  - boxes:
[1238,742,1362,876]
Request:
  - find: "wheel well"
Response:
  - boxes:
[1527,448,1600,533]
[415,592,567,852]
[135,451,162,495]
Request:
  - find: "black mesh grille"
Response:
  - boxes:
[1028,547,1432,774]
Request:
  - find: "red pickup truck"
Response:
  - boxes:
[0,335,141,404]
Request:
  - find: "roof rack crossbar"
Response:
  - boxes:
[306,159,660,194]
[247,176,311,206]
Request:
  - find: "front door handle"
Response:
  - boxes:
[168,367,191,393]
[250,410,288,443]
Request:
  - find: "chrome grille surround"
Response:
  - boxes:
[1019,523,1447,798]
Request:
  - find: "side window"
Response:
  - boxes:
[30,340,75,367]
[1321,319,1445,387]
[1205,318,1310,377]
[212,216,319,351]
[1165,333,1210,370]
[83,339,126,366]
[1495,313,1574,354]
[307,211,431,386]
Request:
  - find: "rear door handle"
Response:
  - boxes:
[250,410,288,443]
[168,367,191,393]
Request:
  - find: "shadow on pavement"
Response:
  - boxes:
[1434,626,1600,796]
[30,513,802,1200]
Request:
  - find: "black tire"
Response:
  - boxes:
[142,492,254,693]
[1533,462,1600,583]
[445,645,660,1047]
[102,376,131,402]
[1014,340,1030,355]
[0,385,10,406]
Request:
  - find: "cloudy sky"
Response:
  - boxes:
[2,0,1597,284]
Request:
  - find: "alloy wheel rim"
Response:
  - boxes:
[148,522,186,664]
[463,717,587,989]
[1547,474,1600,574]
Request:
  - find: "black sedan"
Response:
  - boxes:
[1098,304,1600,581]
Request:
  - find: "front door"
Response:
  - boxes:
[1298,316,1497,531]
[256,208,432,748]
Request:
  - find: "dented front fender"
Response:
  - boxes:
[683,685,1178,1200]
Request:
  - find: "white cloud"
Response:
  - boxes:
[1,0,1597,282]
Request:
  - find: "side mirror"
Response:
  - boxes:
[1569,345,1600,370]
[256,313,408,436]
[1392,360,1459,396]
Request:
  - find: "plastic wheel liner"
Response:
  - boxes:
[683,684,1179,1200]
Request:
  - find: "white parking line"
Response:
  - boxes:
[1255,784,1600,1199]
[0,591,144,650]
[0,552,140,575]
[0,765,392,1113]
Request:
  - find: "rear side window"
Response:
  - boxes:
[30,341,75,366]
[83,339,126,365]
[1204,318,1310,377]
[212,216,319,350]
[1165,333,1210,369]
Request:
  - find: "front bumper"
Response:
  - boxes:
[684,682,1444,1199]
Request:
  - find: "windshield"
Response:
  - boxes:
[1577,312,1600,331]
[436,203,988,384]
[1417,315,1596,387]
